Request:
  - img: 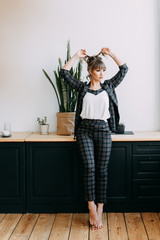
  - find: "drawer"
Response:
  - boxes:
[133,142,160,154]
[133,155,160,179]
[133,179,160,202]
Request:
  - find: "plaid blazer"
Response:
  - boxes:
[60,63,129,139]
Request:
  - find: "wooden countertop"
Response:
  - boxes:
[0,132,32,142]
[111,131,160,142]
[1,131,160,142]
[25,132,76,142]
[25,131,160,142]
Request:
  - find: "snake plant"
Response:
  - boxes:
[42,40,83,112]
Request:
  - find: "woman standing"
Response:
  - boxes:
[60,48,128,230]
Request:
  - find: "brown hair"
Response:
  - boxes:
[82,50,106,81]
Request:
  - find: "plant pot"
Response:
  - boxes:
[56,112,75,135]
[40,124,49,135]
[116,124,125,134]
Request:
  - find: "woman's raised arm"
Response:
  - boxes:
[101,47,129,88]
[60,49,87,92]
[62,49,87,70]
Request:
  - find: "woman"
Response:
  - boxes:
[60,48,128,230]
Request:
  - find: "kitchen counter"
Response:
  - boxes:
[1,131,160,142]
[0,132,32,142]
[18,131,160,142]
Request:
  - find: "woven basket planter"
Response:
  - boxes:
[56,112,75,135]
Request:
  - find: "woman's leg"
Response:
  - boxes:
[76,132,99,229]
[88,201,98,230]
[94,128,112,228]
[97,203,104,229]
[94,131,112,203]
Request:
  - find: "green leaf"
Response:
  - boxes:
[54,70,65,112]
[67,39,71,61]
[42,69,60,107]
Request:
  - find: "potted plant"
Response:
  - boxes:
[37,116,49,135]
[42,39,83,135]
[116,122,125,134]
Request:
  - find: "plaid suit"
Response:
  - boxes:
[60,63,128,203]
[60,63,129,140]
[76,114,112,203]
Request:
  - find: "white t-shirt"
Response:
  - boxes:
[80,89,110,121]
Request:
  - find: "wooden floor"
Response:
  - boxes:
[0,212,160,240]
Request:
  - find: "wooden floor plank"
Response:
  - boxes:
[141,212,160,240]
[9,214,39,240]
[108,212,128,240]
[0,214,6,222]
[0,214,22,240]
[29,214,55,240]
[90,212,108,240]
[125,213,148,240]
[49,213,72,240]
[69,213,89,240]
[157,213,160,220]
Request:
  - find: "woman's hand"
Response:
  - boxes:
[101,47,112,56]
[75,49,87,58]
[62,49,87,70]
[101,47,125,67]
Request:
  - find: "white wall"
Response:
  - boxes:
[0,0,159,132]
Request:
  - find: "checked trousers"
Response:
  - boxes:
[76,118,112,203]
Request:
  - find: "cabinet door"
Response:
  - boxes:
[133,142,160,154]
[133,141,160,204]
[133,155,160,179]
[0,142,25,212]
[26,142,79,211]
[107,142,132,203]
[133,179,160,203]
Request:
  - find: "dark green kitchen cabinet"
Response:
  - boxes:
[132,142,160,205]
[26,141,132,213]
[0,142,25,213]
[26,142,80,213]
[1,137,160,213]
[107,142,132,203]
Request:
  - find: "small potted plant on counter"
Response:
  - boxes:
[37,116,49,135]
[116,122,125,134]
